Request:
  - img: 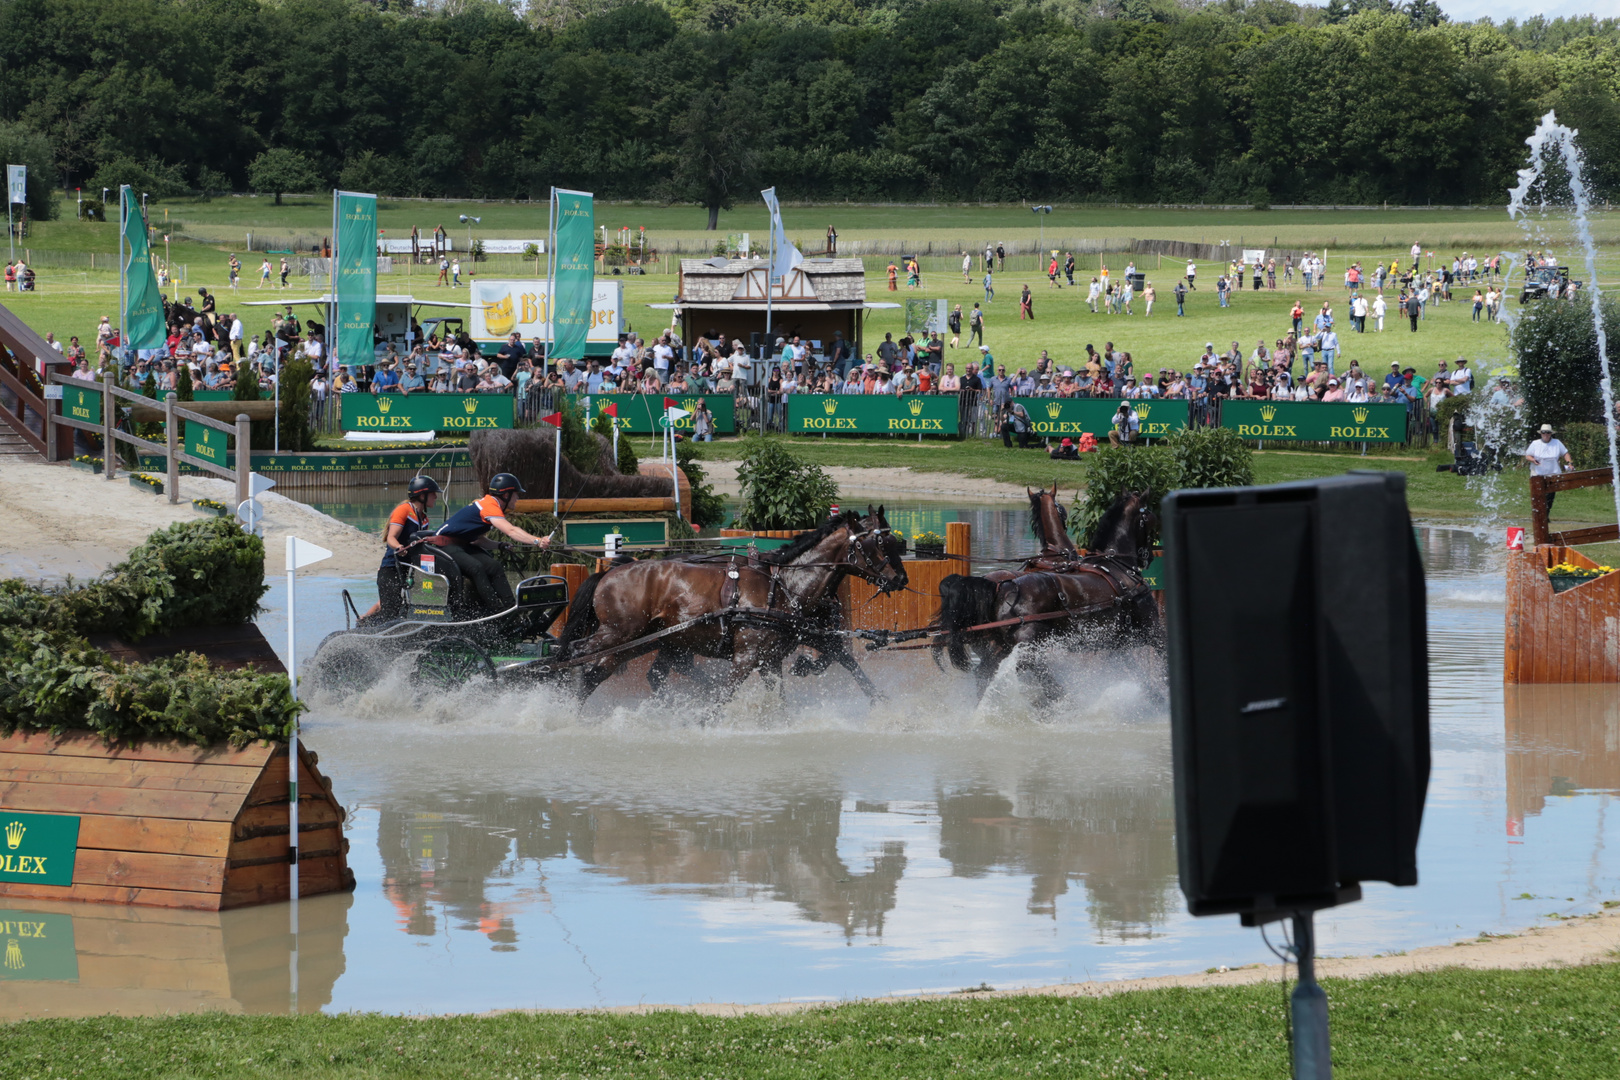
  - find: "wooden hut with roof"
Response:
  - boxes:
[652,257,897,359]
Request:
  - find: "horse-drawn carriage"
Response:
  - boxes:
[305,491,1161,707]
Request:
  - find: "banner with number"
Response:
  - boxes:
[551,188,594,361]
[120,188,165,349]
[334,190,378,368]
[5,165,24,205]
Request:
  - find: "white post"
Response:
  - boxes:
[286,534,299,1013]
[283,535,330,1015]
[552,423,562,517]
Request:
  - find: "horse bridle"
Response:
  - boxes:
[845,522,905,594]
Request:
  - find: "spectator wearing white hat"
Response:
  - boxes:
[1525,425,1573,512]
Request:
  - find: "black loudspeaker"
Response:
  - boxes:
[750,331,763,356]
[1163,471,1428,923]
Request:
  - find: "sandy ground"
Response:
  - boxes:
[704,461,1031,501]
[532,908,1620,1017]
[0,458,379,580]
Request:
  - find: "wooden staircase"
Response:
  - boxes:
[0,297,61,460]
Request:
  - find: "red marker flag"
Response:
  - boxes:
[602,402,618,417]
[540,412,563,428]
[664,396,678,410]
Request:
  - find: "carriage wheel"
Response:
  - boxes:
[413,636,496,692]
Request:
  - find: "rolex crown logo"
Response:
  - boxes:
[1046,402,1062,419]
[1352,406,1370,423]
[907,398,924,416]
[823,399,838,415]
[463,399,479,414]
[4,821,23,850]
[3,939,20,971]
[377,397,393,413]
[1136,404,1151,419]
[1259,405,1277,422]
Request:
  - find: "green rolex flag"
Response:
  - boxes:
[120,188,165,349]
[334,190,377,368]
[551,188,594,361]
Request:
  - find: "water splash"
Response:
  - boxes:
[1507,111,1620,530]
[1463,364,1525,529]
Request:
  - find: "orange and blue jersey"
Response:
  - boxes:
[437,494,506,543]
[380,501,430,569]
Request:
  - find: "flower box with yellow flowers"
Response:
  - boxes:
[1547,561,1617,594]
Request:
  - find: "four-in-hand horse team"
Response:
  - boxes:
[313,429,1163,708]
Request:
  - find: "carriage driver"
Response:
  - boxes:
[435,472,552,615]
[368,475,466,620]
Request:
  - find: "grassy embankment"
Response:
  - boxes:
[1,963,1617,1078]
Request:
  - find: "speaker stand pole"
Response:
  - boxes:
[1291,910,1331,1080]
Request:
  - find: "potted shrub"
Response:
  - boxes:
[129,471,164,496]
[1547,560,1614,594]
[71,454,103,475]
[911,530,945,559]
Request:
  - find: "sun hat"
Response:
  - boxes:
[1540,424,1554,433]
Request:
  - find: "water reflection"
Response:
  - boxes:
[371,779,1176,948]
[0,894,351,1018]
[1506,685,1620,837]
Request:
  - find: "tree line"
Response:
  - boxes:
[2,0,1619,225]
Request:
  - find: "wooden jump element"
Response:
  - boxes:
[1530,468,1620,547]
[1505,545,1620,684]
[0,731,354,910]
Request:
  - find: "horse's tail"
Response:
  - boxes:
[554,570,604,657]
[936,573,998,672]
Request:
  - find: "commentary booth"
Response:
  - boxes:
[651,257,898,361]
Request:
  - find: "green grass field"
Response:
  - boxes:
[1,963,1616,1079]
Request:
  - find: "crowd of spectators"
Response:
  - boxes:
[41,247,1519,447]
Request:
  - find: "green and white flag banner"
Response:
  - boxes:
[121,187,165,349]
[334,190,378,368]
[551,188,594,361]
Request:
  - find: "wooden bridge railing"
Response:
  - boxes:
[1531,468,1619,547]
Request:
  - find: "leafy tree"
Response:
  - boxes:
[0,121,57,220]
[558,396,599,473]
[670,87,762,230]
[277,357,316,453]
[247,149,321,206]
[734,438,837,530]
[675,439,726,529]
[87,154,190,202]
[1512,297,1619,438]
[591,409,638,474]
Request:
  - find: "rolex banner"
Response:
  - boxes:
[334,190,378,368]
[120,188,165,349]
[1220,400,1408,443]
[551,188,594,361]
[1013,397,1189,438]
[341,393,514,432]
[582,393,735,434]
[787,394,959,435]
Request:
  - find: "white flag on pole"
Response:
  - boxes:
[666,406,692,422]
[5,165,24,206]
[760,187,803,282]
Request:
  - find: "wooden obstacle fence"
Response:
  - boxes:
[1531,468,1620,547]
[1506,470,1620,683]
[0,732,354,911]
[513,462,691,519]
[1505,545,1620,683]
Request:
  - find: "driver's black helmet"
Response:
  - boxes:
[408,475,441,499]
[488,472,525,497]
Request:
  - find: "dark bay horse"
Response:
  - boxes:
[555,509,908,704]
[937,489,1161,707]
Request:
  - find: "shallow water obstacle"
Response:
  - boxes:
[0,731,353,911]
